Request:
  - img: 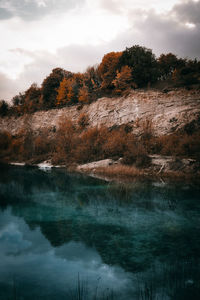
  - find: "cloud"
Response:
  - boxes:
[99,0,180,13]
[0,0,84,21]
[0,72,20,102]
[0,44,108,102]
[173,0,200,24]
[99,0,123,14]
[0,7,12,19]
[110,2,200,59]
[1,0,200,102]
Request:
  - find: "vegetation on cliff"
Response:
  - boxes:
[1,114,200,172]
[0,44,200,176]
[1,45,200,117]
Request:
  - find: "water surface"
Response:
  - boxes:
[0,165,200,299]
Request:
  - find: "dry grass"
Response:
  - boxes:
[92,164,147,179]
[161,170,200,181]
[86,164,200,183]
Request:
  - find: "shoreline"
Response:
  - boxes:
[3,159,200,185]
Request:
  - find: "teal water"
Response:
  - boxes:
[0,165,200,300]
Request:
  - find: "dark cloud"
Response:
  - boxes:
[0,7,12,19]
[110,3,200,59]
[0,0,84,21]
[173,0,200,24]
[134,10,200,58]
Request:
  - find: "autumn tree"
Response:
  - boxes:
[98,51,122,90]
[112,65,132,93]
[56,73,84,106]
[85,66,101,89]
[119,45,158,87]
[41,68,67,108]
[56,77,69,106]
[78,84,89,103]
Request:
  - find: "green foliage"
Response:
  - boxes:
[12,92,25,107]
[119,45,158,87]
[0,100,9,117]
[158,53,180,79]
[24,83,41,112]
[41,68,67,108]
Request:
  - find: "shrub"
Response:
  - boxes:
[150,131,200,159]
[74,127,109,163]
[0,131,12,151]
[122,142,150,168]
[78,113,89,129]
[34,135,50,155]
[102,129,127,158]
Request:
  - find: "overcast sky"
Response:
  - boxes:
[0,0,200,101]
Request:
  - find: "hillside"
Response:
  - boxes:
[0,88,200,180]
[0,88,200,136]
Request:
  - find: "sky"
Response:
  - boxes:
[0,0,200,102]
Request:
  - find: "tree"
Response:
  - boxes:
[158,53,180,79]
[84,66,101,90]
[172,59,200,86]
[24,83,41,112]
[84,66,101,100]
[41,68,67,108]
[119,45,158,87]
[0,100,9,117]
[112,65,132,93]
[78,85,89,103]
[98,51,122,90]
[12,92,25,106]
[56,73,83,106]
[56,77,69,106]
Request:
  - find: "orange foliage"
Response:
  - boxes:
[98,51,122,90]
[102,129,127,158]
[78,113,89,129]
[112,65,132,93]
[78,85,89,104]
[56,78,69,106]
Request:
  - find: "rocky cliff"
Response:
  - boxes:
[0,88,200,136]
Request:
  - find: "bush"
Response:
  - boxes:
[102,129,127,158]
[122,142,150,168]
[78,113,89,129]
[0,131,12,151]
[34,134,50,155]
[150,131,200,159]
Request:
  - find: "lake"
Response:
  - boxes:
[0,165,200,300]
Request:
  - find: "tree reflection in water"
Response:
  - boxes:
[0,165,200,299]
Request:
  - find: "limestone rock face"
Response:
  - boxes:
[0,89,200,136]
